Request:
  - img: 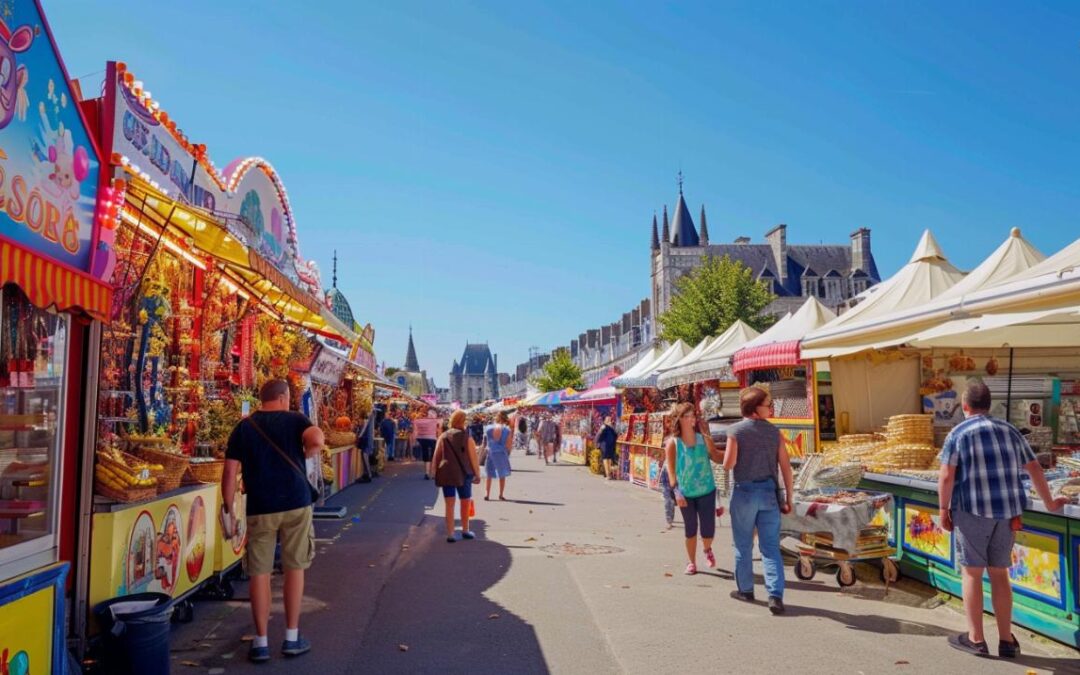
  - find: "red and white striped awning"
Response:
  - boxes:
[732,339,802,374]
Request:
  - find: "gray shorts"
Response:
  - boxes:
[953,510,1015,569]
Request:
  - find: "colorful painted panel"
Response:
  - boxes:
[869,503,895,546]
[901,501,954,567]
[560,434,587,465]
[0,562,67,674]
[630,448,648,485]
[1008,527,1065,609]
[89,485,220,614]
[773,423,814,458]
[647,452,663,491]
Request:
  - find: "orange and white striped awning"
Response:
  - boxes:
[0,237,113,322]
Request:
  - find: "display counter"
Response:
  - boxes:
[860,472,1079,648]
[326,445,361,495]
[88,484,221,631]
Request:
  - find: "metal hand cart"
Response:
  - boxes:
[780,488,900,588]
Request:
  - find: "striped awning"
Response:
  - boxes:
[0,237,113,321]
[732,339,802,374]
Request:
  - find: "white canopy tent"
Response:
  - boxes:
[609,345,662,384]
[740,297,835,352]
[801,230,967,360]
[612,340,690,388]
[655,320,761,389]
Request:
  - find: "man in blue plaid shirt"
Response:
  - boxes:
[938,382,1067,659]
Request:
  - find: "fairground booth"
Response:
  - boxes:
[560,370,619,469]
[70,61,368,647]
[800,229,1080,648]
[0,2,112,669]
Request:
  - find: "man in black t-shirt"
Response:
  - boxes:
[223,379,325,663]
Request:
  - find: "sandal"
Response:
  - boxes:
[685,562,697,575]
[498,495,507,501]
[704,548,716,568]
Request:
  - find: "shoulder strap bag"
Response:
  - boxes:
[476,428,489,468]
[247,416,322,503]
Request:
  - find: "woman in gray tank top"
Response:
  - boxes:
[722,386,794,615]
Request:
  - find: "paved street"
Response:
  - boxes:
[168,458,1079,674]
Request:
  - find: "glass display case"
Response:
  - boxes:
[0,284,67,579]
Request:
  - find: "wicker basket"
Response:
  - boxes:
[132,445,190,493]
[325,429,356,448]
[187,459,224,484]
[806,463,865,489]
[95,480,157,504]
[885,414,934,445]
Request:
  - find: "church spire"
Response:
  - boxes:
[699,205,709,246]
[332,250,338,288]
[650,213,660,251]
[661,205,670,244]
[404,325,420,372]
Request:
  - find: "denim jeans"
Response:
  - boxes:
[729,479,785,598]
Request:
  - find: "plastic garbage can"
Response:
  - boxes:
[93,592,173,675]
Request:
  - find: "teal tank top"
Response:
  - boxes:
[675,433,716,499]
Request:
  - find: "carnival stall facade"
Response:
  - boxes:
[799,229,1080,647]
[561,371,619,469]
[0,1,112,669]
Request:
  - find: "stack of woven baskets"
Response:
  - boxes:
[867,414,938,473]
[822,433,887,467]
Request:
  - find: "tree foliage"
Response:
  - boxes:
[657,255,777,346]
[530,349,584,392]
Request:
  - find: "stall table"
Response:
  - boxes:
[860,472,1079,648]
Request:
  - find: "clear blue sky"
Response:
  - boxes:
[48,1,1080,387]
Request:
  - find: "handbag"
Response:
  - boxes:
[247,416,321,503]
[477,443,489,467]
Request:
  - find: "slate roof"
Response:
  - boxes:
[690,242,880,299]
[453,344,496,376]
[670,193,699,247]
[404,330,420,372]
[326,287,355,327]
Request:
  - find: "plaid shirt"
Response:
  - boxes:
[940,414,1036,519]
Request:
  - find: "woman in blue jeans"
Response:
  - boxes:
[723,386,794,614]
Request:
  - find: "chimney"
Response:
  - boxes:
[734,236,750,245]
[766,224,788,285]
[850,227,871,276]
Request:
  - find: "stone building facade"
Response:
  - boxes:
[450,343,499,405]
[651,186,881,322]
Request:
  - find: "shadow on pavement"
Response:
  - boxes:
[355,517,549,674]
[505,499,565,507]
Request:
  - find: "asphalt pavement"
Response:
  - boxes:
[165,453,1079,674]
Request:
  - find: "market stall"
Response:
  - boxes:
[76,61,359,639]
[798,229,1080,647]
[0,2,113,666]
[560,370,619,467]
[731,298,835,458]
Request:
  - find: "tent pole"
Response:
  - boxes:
[1005,348,1014,424]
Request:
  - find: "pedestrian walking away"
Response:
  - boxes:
[222,379,324,663]
[483,410,514,500]
[664,402,723,577]
[513,414,532,455]
[659,462,676,529]
[432,410,482,542]
[595,416,619,479]
[413,409,440,479]
[379,409,397,462]
[537,414,560,464]
[723,386,794,615]
[355,412,377,482]
[939,381,1068,658]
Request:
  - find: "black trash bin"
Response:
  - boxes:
[93,592,173,675]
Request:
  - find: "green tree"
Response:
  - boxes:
[384,367,401,378]
[658,255,777,345]
[530,349,584,391]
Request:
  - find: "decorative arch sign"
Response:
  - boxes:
[101,61,321,294]
[0,0,102,274]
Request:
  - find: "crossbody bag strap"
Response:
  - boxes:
[246,416,310,483]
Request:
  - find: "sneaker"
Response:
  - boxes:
[998,635,1020,658]
[947,632,988,657]
[730,590,755,602]
[704,548,716,568]
[423,474,430,480]
[461,531,476,540]
[768,596,785,615]
[248,644,270,663]
[281,636,311,657]
[684,562,697,575]
[446,536,456,543]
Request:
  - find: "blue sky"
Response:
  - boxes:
[47,1,1080,386]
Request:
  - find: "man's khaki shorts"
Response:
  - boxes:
[244,505,315,576]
